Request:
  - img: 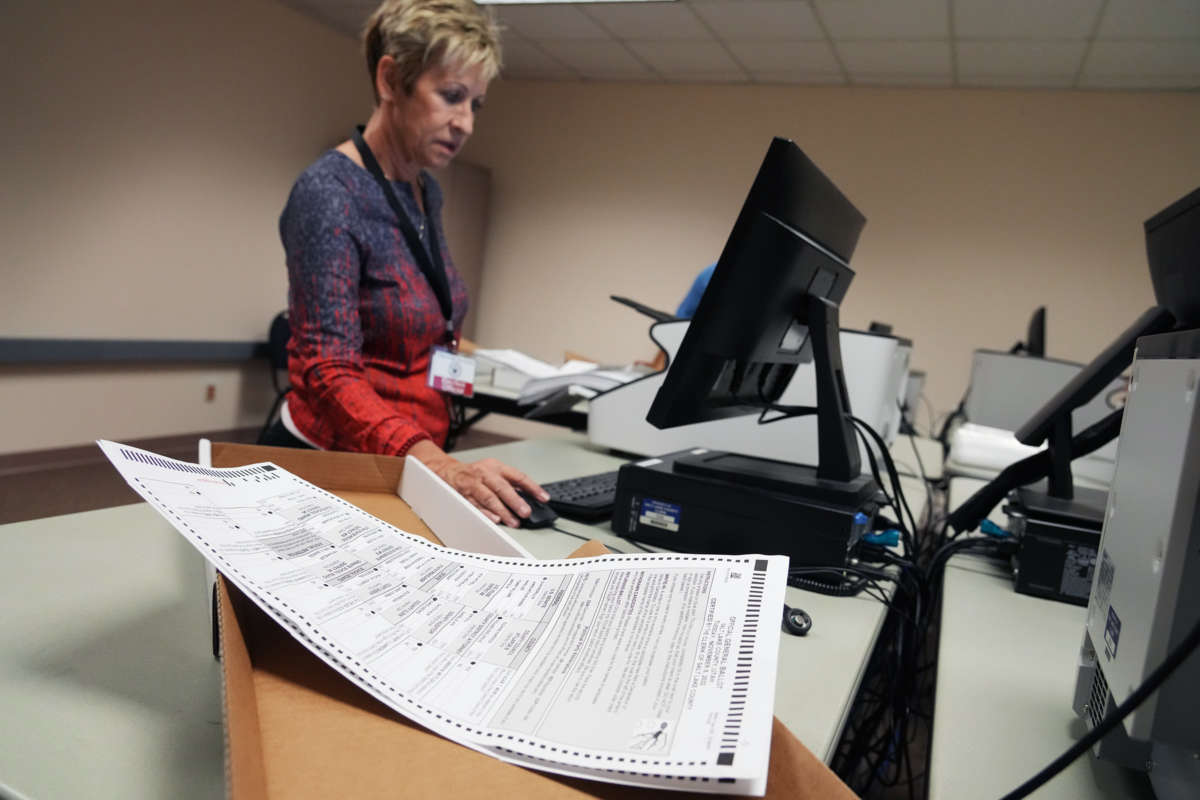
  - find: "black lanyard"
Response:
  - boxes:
[351,126,456,347]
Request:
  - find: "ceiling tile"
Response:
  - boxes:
[954,0,1104,39]
[498,70,579,82]
[958,74,1075,88]
[1085,41,1200,76]
[815,0,950,39]
[494,6,610,40]
[690,1,824,41]
[851,73,954,87]
[751,70,847,85]
[583,2,712,40]
[538,39,651,76]
[957,41,1087,78]
[581,73,664,83]
[500,38,571,74]
[1097,0,1200,39]
[659,71,752,84]
[838,41,952,75]
[1079,73,1200,89]
[282,0,1200,90]
[725,40,841,73]
[627,40,741,72]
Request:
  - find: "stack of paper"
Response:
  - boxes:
[517,366,644,406]
[474,349,597,392]
[98,441,788,795]
[946,421,1116,488]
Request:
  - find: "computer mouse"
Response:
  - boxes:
[514,489,558,529]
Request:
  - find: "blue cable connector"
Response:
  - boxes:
[863,529,901,547]
[980,519,1011,538]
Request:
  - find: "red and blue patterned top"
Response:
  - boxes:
[280,151,468,455]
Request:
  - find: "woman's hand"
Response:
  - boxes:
[408,440,549,527]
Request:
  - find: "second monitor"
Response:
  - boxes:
[614,138,883,563]
[647,137,874,498]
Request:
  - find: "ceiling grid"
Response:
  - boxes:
[281,0,1200,89]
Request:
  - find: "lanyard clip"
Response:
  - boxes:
[444,320,458,353]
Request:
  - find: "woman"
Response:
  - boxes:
[269,0,548,527]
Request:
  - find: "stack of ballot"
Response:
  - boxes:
[516,365,644,406]
[99,440,790,795]
[473,349,598,392]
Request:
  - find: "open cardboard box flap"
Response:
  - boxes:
[210,443,855,799]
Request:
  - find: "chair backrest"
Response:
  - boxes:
[268,312,290,370]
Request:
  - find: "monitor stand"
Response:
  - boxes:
[1015,415,1106,527]
[611,296,884,564]
[1005,416,1106,605]
[1013,483,1106,530]
[676,292,881,507]
[672,451,879,506]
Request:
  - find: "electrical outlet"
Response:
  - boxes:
[205,384,216,403]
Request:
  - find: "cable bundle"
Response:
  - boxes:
[761,403,1020,797]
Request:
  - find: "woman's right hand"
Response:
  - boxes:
[408,440,549,527]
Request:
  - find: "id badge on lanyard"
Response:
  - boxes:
[428,343,476,398]
[351,127,475,398]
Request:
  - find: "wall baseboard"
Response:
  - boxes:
[0,338,267,364]
[0,427,260,477]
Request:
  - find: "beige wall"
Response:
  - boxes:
[2,0,373,341]
[1,0,369,454]
[462,81,1200,425]
[430,161,492,342]
[4,3,1199,454]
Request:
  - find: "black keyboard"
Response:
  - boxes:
[543,470,620,520]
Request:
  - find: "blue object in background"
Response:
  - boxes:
[674,263,716,319]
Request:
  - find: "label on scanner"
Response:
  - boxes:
[639,498,681,532]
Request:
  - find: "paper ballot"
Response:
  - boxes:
[99,441,787,794]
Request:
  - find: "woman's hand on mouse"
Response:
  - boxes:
[409,440,549,527]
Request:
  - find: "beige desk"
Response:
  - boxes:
[889,433,944,482]
[929,479,1153,799]
[0,504,222,800]
[947,475,1007,527]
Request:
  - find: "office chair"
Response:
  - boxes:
[257,311,291,444]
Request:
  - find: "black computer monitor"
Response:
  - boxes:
[946,186,1200,534]
[1012,185,1200,500]
[1147,185,1200,328]
[1014,306,1174,496]
[1026,306,1046,358]
[646,137,871,495]
[1009,306,1045,357]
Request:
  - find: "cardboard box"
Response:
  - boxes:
[209,443,855,799]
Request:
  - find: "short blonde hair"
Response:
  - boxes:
[363,0,502,101]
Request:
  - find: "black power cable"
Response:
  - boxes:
[853,416,920,557]
[748,392,1200,799]
[754,403,923,560]
[837,536,1014,796]
[894,401,938,537]
[999,613,1200,800]
[548,524,627,554]
[751,404,938,795]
